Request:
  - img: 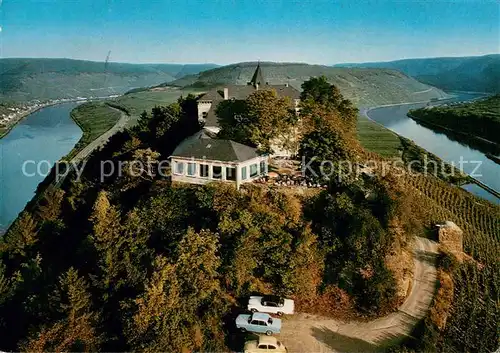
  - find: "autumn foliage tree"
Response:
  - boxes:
[217,89,297,153]
[298,76,361,182]
[300,75,358,132]
[1,211,38,257]
[21,268,102,351]
[0,80,441,351]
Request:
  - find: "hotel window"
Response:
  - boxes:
[241,166,247,180]
[175,161,184,175]
[226,167,236,181]
[250,164,258,178]
[260,160,267,175]
[212,166,222,179]
[187,163,196,176]
[200,164,209,178]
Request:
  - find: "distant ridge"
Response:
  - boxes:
[165,61,448,107]
[0,58,219,102]
[334,54,500,93]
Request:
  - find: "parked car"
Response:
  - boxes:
[235,312,282,335]
[244,335,287,353]
[247,295,294,316]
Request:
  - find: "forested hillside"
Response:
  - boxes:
[409,95,500,144]
[166,61,448,106]
[0,58,217,102]
[0,79,418,351]
[335,54,500,93]
[0,77,497,352]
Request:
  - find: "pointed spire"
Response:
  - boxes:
[249,62,265,87]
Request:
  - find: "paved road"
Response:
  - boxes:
[52,106,129,188]
[73,106,129,163]
[279,237,438,352]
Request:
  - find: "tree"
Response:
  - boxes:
[119,148,161,191]
[124,255,187,352]
[133,98,201,156]
[216,99,251,144]
[89,191,124,294]
[301,76,342,105]
[20,268,102,351]
[36,187,65,222]
[175,228,221,305]
[245,90,297,152]
[299,128,355,182]
[118,209,152,289]
[2,212,38,257]
[300,76,358,132]
[230,227,262,295]
[284,226,323,298]
[0,260,17,306]
[217,89,297,153]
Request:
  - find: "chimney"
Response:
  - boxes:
[285,83,289,87]
[223,87,229,100]
[255,83,259,90]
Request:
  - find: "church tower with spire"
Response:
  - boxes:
[196,61,300,140]
[248,62,265,88]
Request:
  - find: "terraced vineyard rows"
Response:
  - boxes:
[402,172,499,352]
[405,173,500,261]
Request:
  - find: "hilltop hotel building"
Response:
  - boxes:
[197,63,301,133]
[170,63,300,188]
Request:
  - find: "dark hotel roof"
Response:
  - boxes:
[171,139,259,162]
[199,84,300,101]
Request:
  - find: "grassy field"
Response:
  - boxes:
[110,88,202,127]
[70,102,122,155]
[65,88,202,159]
[357,113,402,157]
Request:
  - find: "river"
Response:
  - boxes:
[366,93,500,204]
[0,93,498,235]
[0,103,82,234]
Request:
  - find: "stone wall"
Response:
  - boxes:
[437,221,463,254]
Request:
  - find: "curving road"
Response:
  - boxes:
[278,236,438,352]
[73,106,129,163]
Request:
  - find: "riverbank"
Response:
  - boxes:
[408,94,499,144]
[0,95,122,140]
[66,102,125,160]
[408,113,500,156]
[0,103,83,234]
[0,101,76,139]
[363,98,500,203]
[359,108,471,184]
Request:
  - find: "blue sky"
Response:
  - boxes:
[0,0,498,64]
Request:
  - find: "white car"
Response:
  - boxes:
[244,335,287,353]
[247,295,294,316]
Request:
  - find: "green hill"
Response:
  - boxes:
[165,61,448,107]
[0,58,218,102]
[408,95,500,151]
[334,54,500,93]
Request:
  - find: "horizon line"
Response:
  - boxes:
[0,53,498,66]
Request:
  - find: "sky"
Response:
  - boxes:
[0,0,498,65]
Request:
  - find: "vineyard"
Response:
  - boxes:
[404,173,500,262]
[402,172,499,352]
